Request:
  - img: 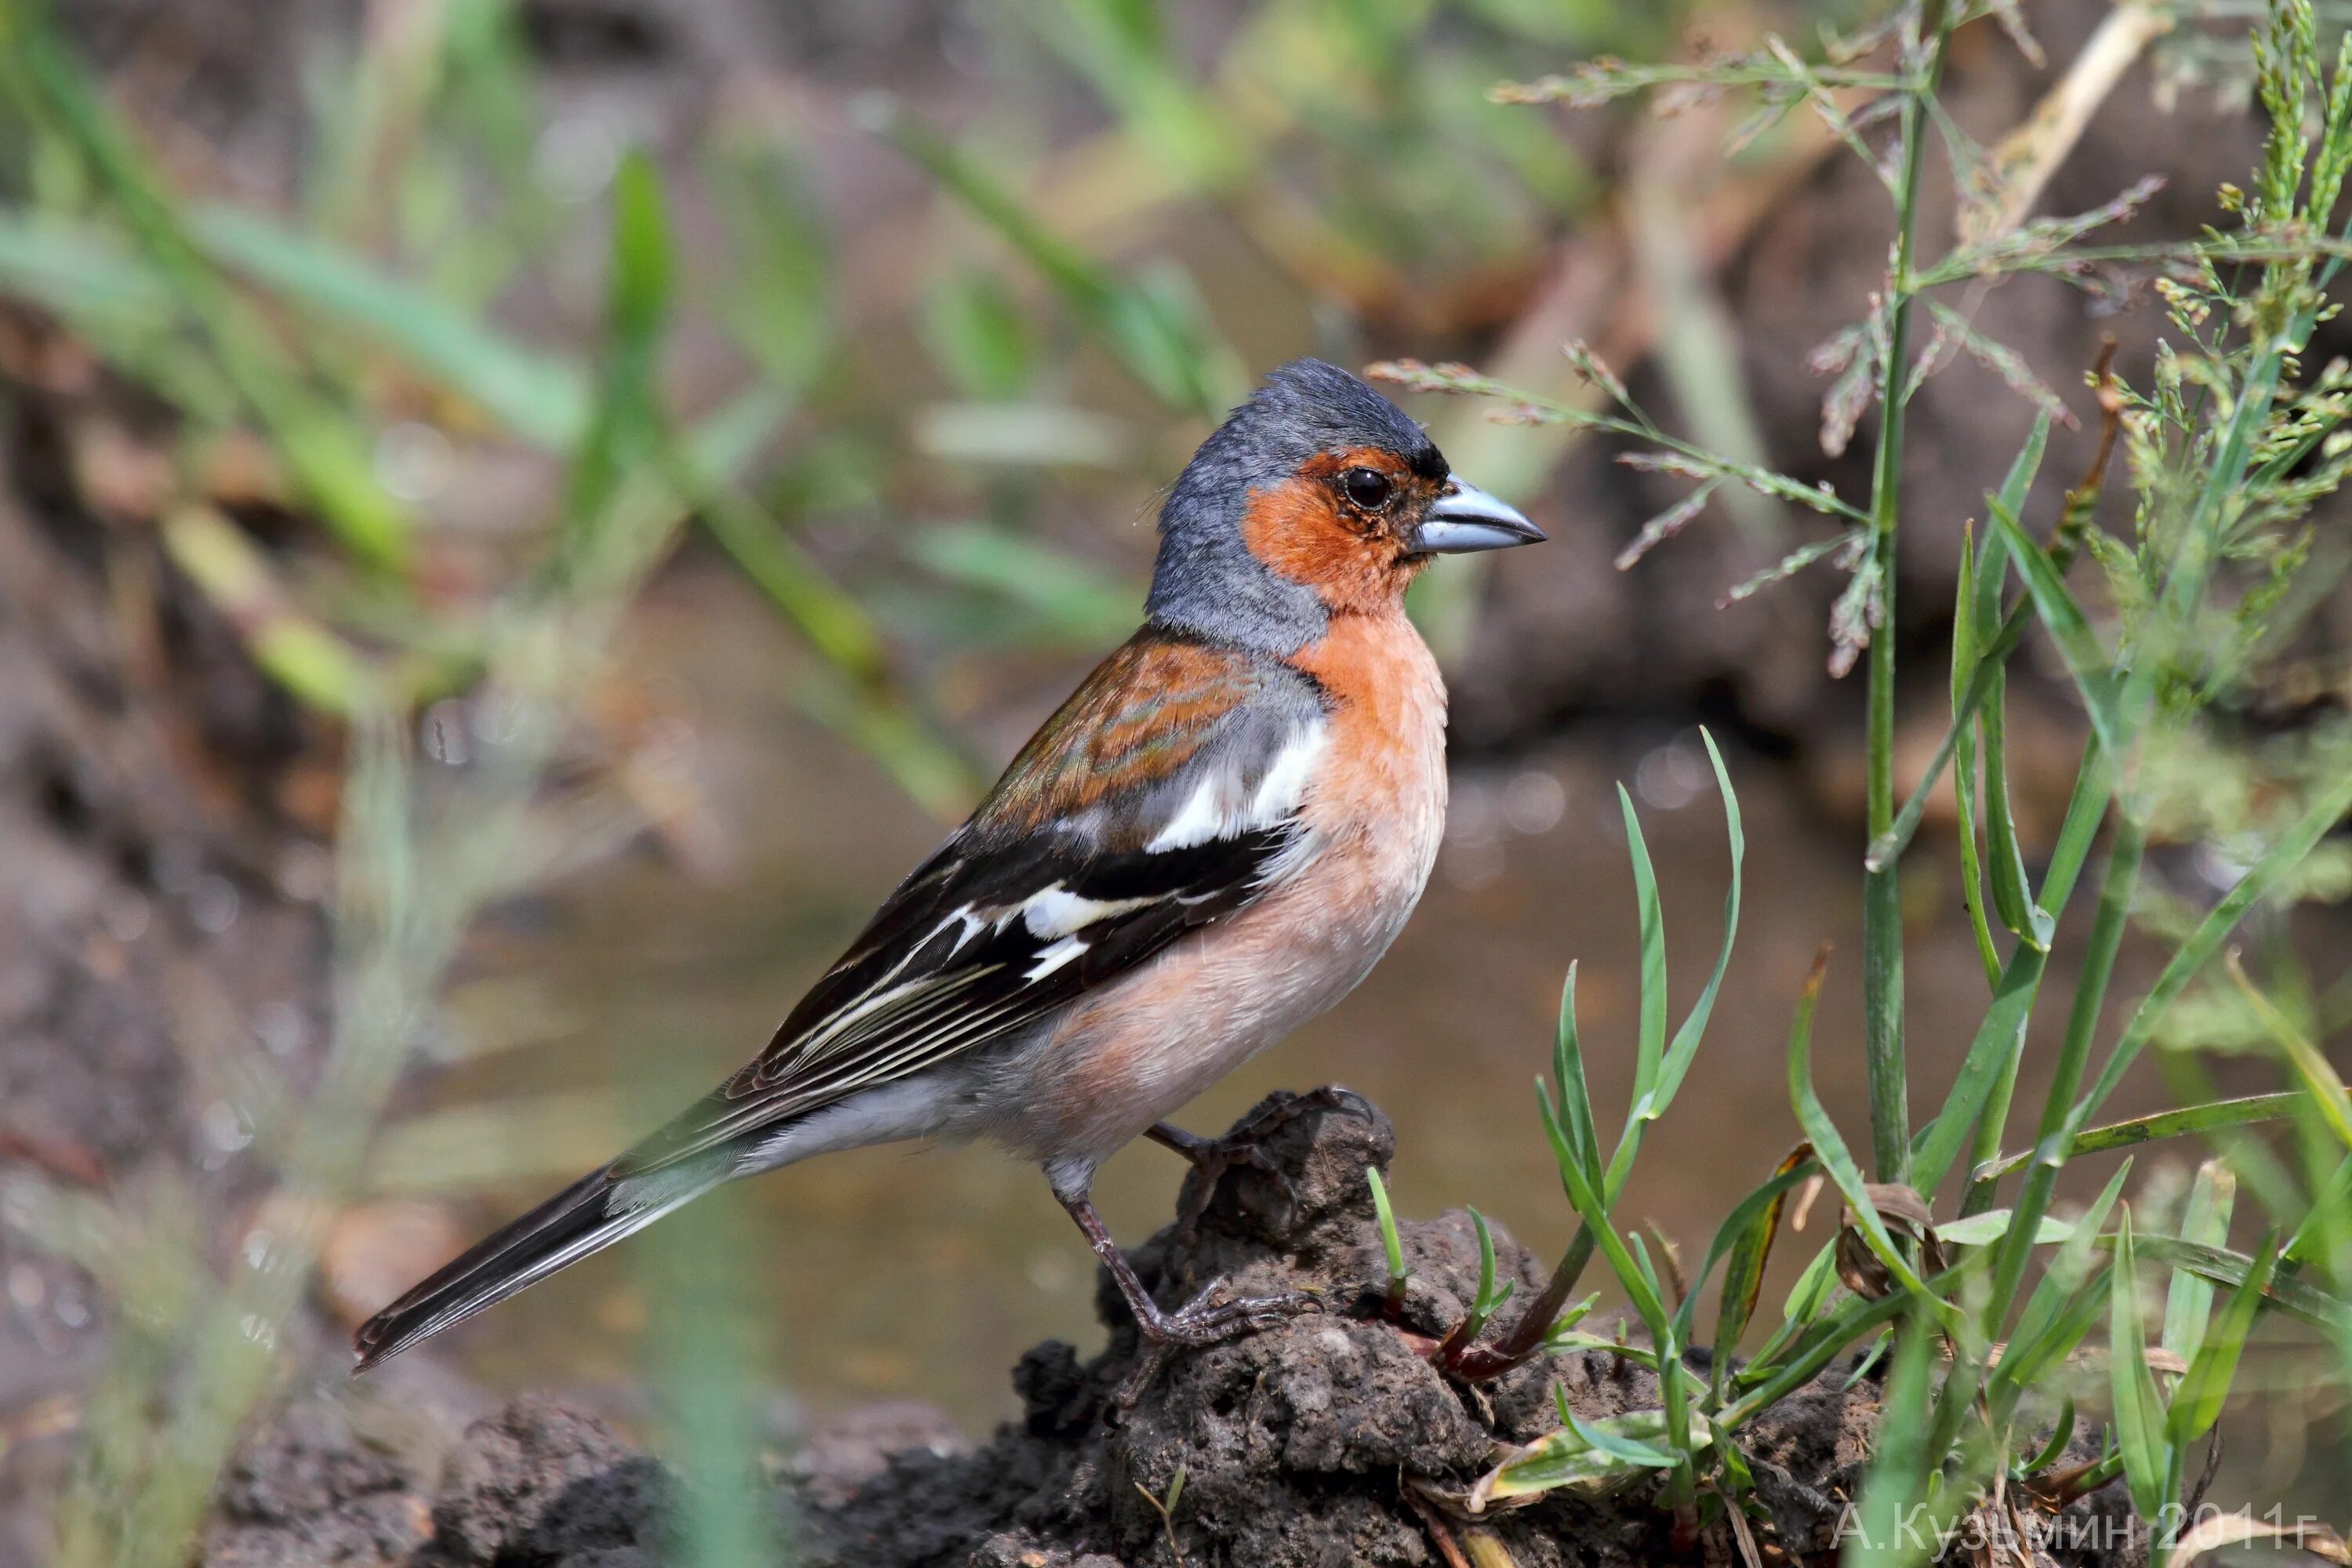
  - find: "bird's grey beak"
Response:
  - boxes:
[1409,477,1547,554]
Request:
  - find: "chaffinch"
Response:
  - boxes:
[355,358,1543,1370]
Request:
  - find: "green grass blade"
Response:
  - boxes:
[160,505,376,715]
[1551,1103,1672,1335]
[2032,735,2116,917]
[2230,954,2352,1150]
[1986,494,2126,767]
[866,98,1238,416]
[9,16,410,568]
[1912,949,2048,1196]
[906,523,1140,650]
[1989,1161,2132,1405]
[2161,1162,2236,1361]
[188,205,590,447]
[1741,1237,1842,1379]
[1869,416,2049,873]
[1955,746,2116,1216]
[2122,1233,2352,1337]
[1620,783,1669,1123]
[567,150,673,530]
[2288,1154,2352,1265]
[1703,1149,1815,1400]
[2082,766,2352,1120]
[1973,1094,2303,1182]
[1465,1207,1513,1337]
[702,132,833,400]
[1040,0,1249,189]
[1367,1169,1409,1305]
[1996,1267,2113,1407]
[1645,731,1744,1120]
[1985,412,2049,605]
[2107,1208,2176,1521]
[1784,1239,1839,1323]
[2168,1234,2279,1445]
[692,481,886,678]
[1627,1231,1668,1310]
[1722,1285,1916,1432]
[1564,1407,1682,1469]
[0,208,176,325]
[1784,952,1941,1306]
[1927,1208,2073,1248]
[0,210,238,417]
[1672,1153,1818,1348]
[2019,1397,2078,1478]
[663,390,982,819]
[1482,1408,1702,1500]
[649,1198,777,1568]
[1979,666,2053,948]
[1949,528,2001,988]
[1552,963,1602,1187]
[1841,1306,1939,1568]
[1987,816,2149,1341]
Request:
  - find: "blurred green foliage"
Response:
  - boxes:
[0,0,1671,791]
[0,3,1668,1562]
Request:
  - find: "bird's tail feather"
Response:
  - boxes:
[350,1156,724,1372]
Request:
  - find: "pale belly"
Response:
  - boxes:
[990,829,1436,1167]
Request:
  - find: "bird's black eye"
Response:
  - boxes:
[1341,467,1394,510]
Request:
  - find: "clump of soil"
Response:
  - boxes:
[194,1092,2147,1568]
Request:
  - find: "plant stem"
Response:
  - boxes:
[1717,1287,1916,1432]
[1860,1,1953,1184]
[1941,740,2114,1214]
[1450,1230,1595,1378]
[1961,1034,2027,1214]
[1985,814,2149,1329]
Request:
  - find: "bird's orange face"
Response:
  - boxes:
[1145,359,1542,653]
[1241,448,1447,614]
[1240,446,1536,615]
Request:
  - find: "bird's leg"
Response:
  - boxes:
[1147,1087,1377,1240]
[1143,1121,1215,1161]
[1052,1180,1319,1353]
[1149,1120,1281,1242]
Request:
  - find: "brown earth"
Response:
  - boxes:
[193,1094,2147,1568]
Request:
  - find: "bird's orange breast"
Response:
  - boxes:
[1004,607,1449,1164]
[1287,607,1448,840]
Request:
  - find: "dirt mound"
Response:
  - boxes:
[192,1091,2147,1568]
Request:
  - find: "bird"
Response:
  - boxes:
[353,358,1544,1370]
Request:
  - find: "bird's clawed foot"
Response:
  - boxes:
[1135,1279,1323,1346]
[1112,1279,1323,1406]
[1149,1086,1377,1241]
[1057,1185,1326,1405]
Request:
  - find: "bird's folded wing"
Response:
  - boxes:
[615,629,1330,1178]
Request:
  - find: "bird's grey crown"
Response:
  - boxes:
[1144,358,1443,656]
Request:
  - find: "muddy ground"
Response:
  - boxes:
[192,1096,2144,1568]
[0,372,341,1557]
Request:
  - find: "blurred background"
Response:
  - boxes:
[2,0,2349,1550]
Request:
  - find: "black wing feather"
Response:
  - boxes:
[353,630,1325,1371]
[613,822,1294,1178]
